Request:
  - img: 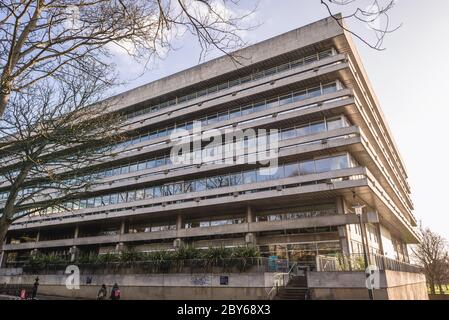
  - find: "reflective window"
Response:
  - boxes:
[327,118,343,131]
[281,128,296,140]
[308,86,321,98]
[300,160,315,175]
[315,154,348,173]
[243,170,257,184]
[296,125,310,137]
[284,163,299,177]
[310,122,326,134]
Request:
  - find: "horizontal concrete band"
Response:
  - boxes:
[3,212,377,251]
[0,273,275,288]
[11,167,368,230]
[0,54,348,174]
[307,271,426,289]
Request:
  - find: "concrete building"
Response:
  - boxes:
[0,16,419,274]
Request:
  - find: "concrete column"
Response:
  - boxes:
[74,225,79,239]
[115,242,125,252]
[0,251,5,268]
[375,223,384,255]
[176,214,183,230]
[359,218,372,266]
[173,238,183,248]
[120,221,127,235]
[173,214,184,249]
[246,206,254,223]
[36,230,40,243]
[70,246,79,262]
[245,206,256,246]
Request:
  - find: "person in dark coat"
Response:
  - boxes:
[31,277,39,299]
[110,283,120,300]
[97,284,107,300]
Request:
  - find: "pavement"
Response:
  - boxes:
[0,293,84,300]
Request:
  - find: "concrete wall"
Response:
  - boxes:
[0,272,275,300]
[308,270,428,300]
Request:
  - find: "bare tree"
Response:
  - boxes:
[0,65,126,244]
[411,228,449,294]
[0,0,256,117]
[320,0,401,51]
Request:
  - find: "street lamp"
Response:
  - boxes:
[353,204,374,300]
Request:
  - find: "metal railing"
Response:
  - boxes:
[316,253,421,273]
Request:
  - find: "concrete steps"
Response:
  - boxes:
[275,275,310,300]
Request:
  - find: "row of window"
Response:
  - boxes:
[32,153,353,216]
[185,217,245,229]
[125,49,335,119]
[0,80,341,199]
[0,114,349,203]
[114,81,339,152]
[256,206,337,222]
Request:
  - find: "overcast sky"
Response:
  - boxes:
[113,0,449,240]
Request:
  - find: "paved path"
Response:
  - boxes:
[0,293,84,300]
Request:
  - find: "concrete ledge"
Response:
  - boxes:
[308,270,428,300]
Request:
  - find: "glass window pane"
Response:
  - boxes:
[243,170,256,184]
[147,159,156,169]
[196,179,206,192]
[102,195,110,206]
[292,90,307,102]
[173,183,183,195]
[153,187,162,198]
[266,98,279,109]
[281,128,296,140]
[207,114,218,125]
[121,166,129,174]
[284,163,299,177]
[315,158,332,173]
[327,118,343,131]
[218,112,229,122]
[308,87,321,98]
[253,101,266,113]
[241,106,252,116]
[256,169,270,182]
[229,108,241,119]
[87,198,95,208]
[129,163,138,172]
[230,173,243,186]
[127,190,136,202]
[296,125,310,137]
[300,160,315,175]
[184,181,195,193]
[145,188,154,198]
[136,189,145,201]
[138,162,146,171]
[310,122,326,134]
[304,54,318,64]
[315,155,349,173]
[110,194,118,205]
[323,83,337,94]
[279,94,293,106]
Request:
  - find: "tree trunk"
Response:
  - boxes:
[0,217,11,248]
[0,91,9,118]
[429,281,436,294]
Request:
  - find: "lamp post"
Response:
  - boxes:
[353,204,374,300]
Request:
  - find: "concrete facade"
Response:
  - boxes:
[0,15,421,298]
[0,273,275,300]
[308,271,428,300]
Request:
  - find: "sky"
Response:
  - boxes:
[112,0,449,240]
